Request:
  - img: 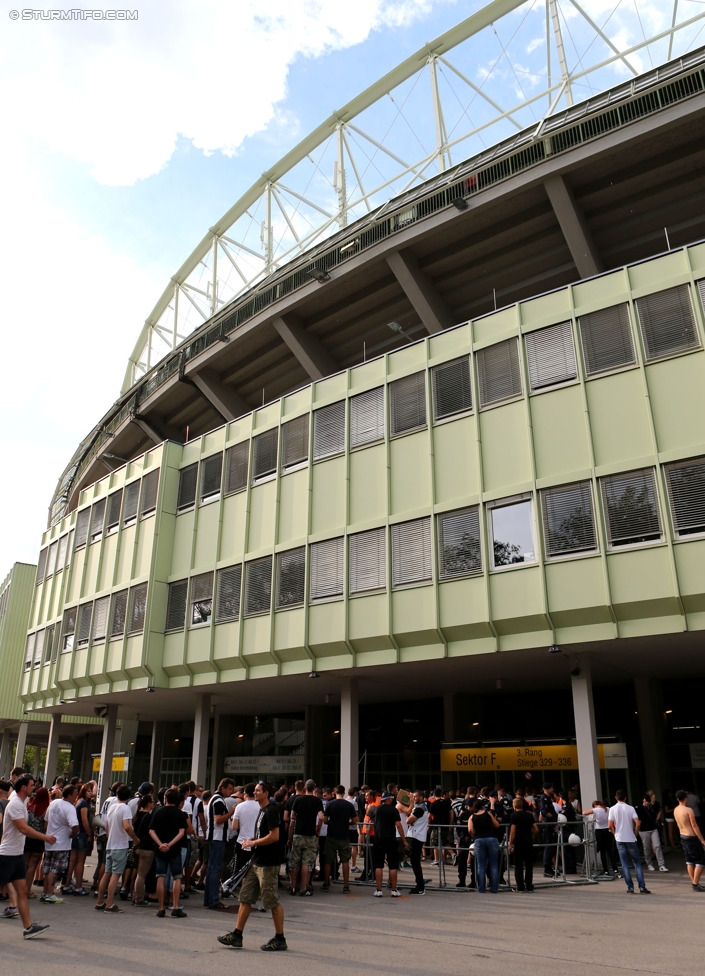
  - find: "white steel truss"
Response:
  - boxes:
[123,0,705,394]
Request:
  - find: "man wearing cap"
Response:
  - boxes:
[371,792,408,897]
[128,781,154,818]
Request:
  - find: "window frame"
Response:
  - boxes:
[437,506,482,579]
[432,357,473,422]
[391,518,432,587]
[600,468,663,549]
[275,547,306,609]
[664,457,705,539]
[487,494,537,570]
[541,481,598,560]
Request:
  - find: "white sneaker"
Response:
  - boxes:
[373,890,383,897]
[659,866,669,872]
[391,889,401,897]
[647,865,655,871]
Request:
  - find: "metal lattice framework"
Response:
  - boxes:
[122,0,705,395]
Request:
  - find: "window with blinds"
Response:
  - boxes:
[252,429,278,482]
[76,602,93,647]
[36,548,48,585]
[165,580,188,631]
[391,518,432,586]
[24,633,35,670]
[665,457,705,538]
[477,338,522,407]
[90,498,106,542]
[635,284,701,361]
[140,469,160,517]
[200,454,223,503]
[216,565,242,622]
[541,481,597,557]
[350,387,384,447]
[110,589,128,638]
[92,596,110,642]
[349,528,386,594]
[56,534,68,573]
[432,357,472,421]
[525,321,577,391]
[62,606,77,651]
[310,537,344,600]
[245,556,272,615]
[282,415,309,470]
[601,468,662,547]
[44,624,55,664]
[127,582,148,634]
[45,540,58,578]
[488,497,536,568]
[276,547,306,608]
[190,572,213,625]
[225,442,249,494]
[106,489,123,533]
[437,507,481,578]
[33,629,45,667]
[578,304,635,376]
[313,402,345,459]
[390,372,427,436]
[177,464,198,510]
[74,508,90,549]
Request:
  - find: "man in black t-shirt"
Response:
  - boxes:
[372,793,408,897]
[509,797,538,892]
[288,780,323,896]
[322,786,358,892]
[149,788,188,917]
[217,782,287,952]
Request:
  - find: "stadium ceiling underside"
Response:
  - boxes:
[51,41,705,523]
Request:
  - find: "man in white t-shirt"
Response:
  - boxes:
[42,785,79,903]
[0,775,56,939]
[97,784,138,913]
[608,790,651,895]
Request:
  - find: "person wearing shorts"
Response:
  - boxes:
[43,785,79,902]
[97,785,138,913]
[287,779,323,895]
[371,792,408,897]
[149,787,188,917]
[217,781,287,952]
[674,790,705,891]
[322,785,358,892]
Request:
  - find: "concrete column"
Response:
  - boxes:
[340,679,359,791]
[0,728,11,776]
[191,694,211,785]
[571,659,601,809]
[210,713,221,791]
[149,721,164,787]
[44,716,62,786]
[634,677,669,800]
[14,721,29,770]
[96,706,118,808]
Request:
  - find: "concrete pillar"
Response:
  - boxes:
[14,721,29,770]
[210,713,221,791]
[96,706,118,808]
[0,728,11,776]
[149,721,164,787]
[571,659,601,810]
[191,694,211,785]
[44,716,62,786]
[635,677,669,799]
[340,679,359,791]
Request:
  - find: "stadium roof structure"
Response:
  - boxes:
[50,0,705,525]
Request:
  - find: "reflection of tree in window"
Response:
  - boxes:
[443,533,481,575]
[490,499,534,566]
[493,539,523,566]
[192,600,212,625]
[607,485,659,545]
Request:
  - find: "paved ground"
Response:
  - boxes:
[8,856,704,974]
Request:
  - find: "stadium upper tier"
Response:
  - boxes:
[50,38,705,526]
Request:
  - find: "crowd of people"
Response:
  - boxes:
[1,766,704,947]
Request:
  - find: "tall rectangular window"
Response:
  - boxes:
[127,582,148,634]
[390,372,426,435]
[488,496,536,568]
[200,455,223,503]
[310,537,344,600]
[437,507,481,578]
[432,358,472,420]
[245,557,272,615]
[110,589,128,638]
[36,548,48,585]
[350,388,384,447]
[313,402,345,459]
[525,321,577,391]
[636,284,700,361]
[165,580,188,631]
[665,457,705,538]
[276,547,306,608]
[76,602,93,647]
[224,442,249,494]
[24,633,35,670]
[90,498,106,542]
[578,304,635,376]
[252,429,278,482]
[215,565,242,622]
[349,528,386,594]
[92,596,110,642]
[44,624,55,664]
[45,540,58,578]
[600,468,662,547]
[477,338,522,407]
[61,606,77,652]
[541,482,597,558]
[122,480,141,526]
[56,534,68,573]
[140,469,159,517]
[74,508,90,549]
[391,518,432,586]
[107,489,123,533]
[33,630,45,668]
[177,465,198,510]
[282,416,309,470]
[190,572,213,625]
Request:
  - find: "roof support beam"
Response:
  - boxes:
[131,414,167,445]
[189,368,250,421]
[543,174,603,278]
[272,315,337,380]
[386,249,454,334]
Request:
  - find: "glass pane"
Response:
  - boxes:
[490,499,535,567]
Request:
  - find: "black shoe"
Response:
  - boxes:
[171,908,188,917]
[156,909,166,917]
[639,888,651,894]
[455,882,467,888]
[409,887,425,895]
[218,930,243,949]
[287,886,297,896]
[321,883,330,891]
[261,935,288,952]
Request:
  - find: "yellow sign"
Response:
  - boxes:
[441,744,608,772]
[92,756,129,773]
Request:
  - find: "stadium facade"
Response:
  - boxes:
[6,4,705,800]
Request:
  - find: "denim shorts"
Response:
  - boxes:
[155,848,184,879]
[681,834,705,867]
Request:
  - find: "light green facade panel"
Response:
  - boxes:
[349,445,387,525]
[390,432,432,515]
[433,417,479,506]
[479,401,532,495]
[586,371,653,468]
[279,470,310,544]
[530,385,591,481]
[310,459,346,536]
[647,353,705,453]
